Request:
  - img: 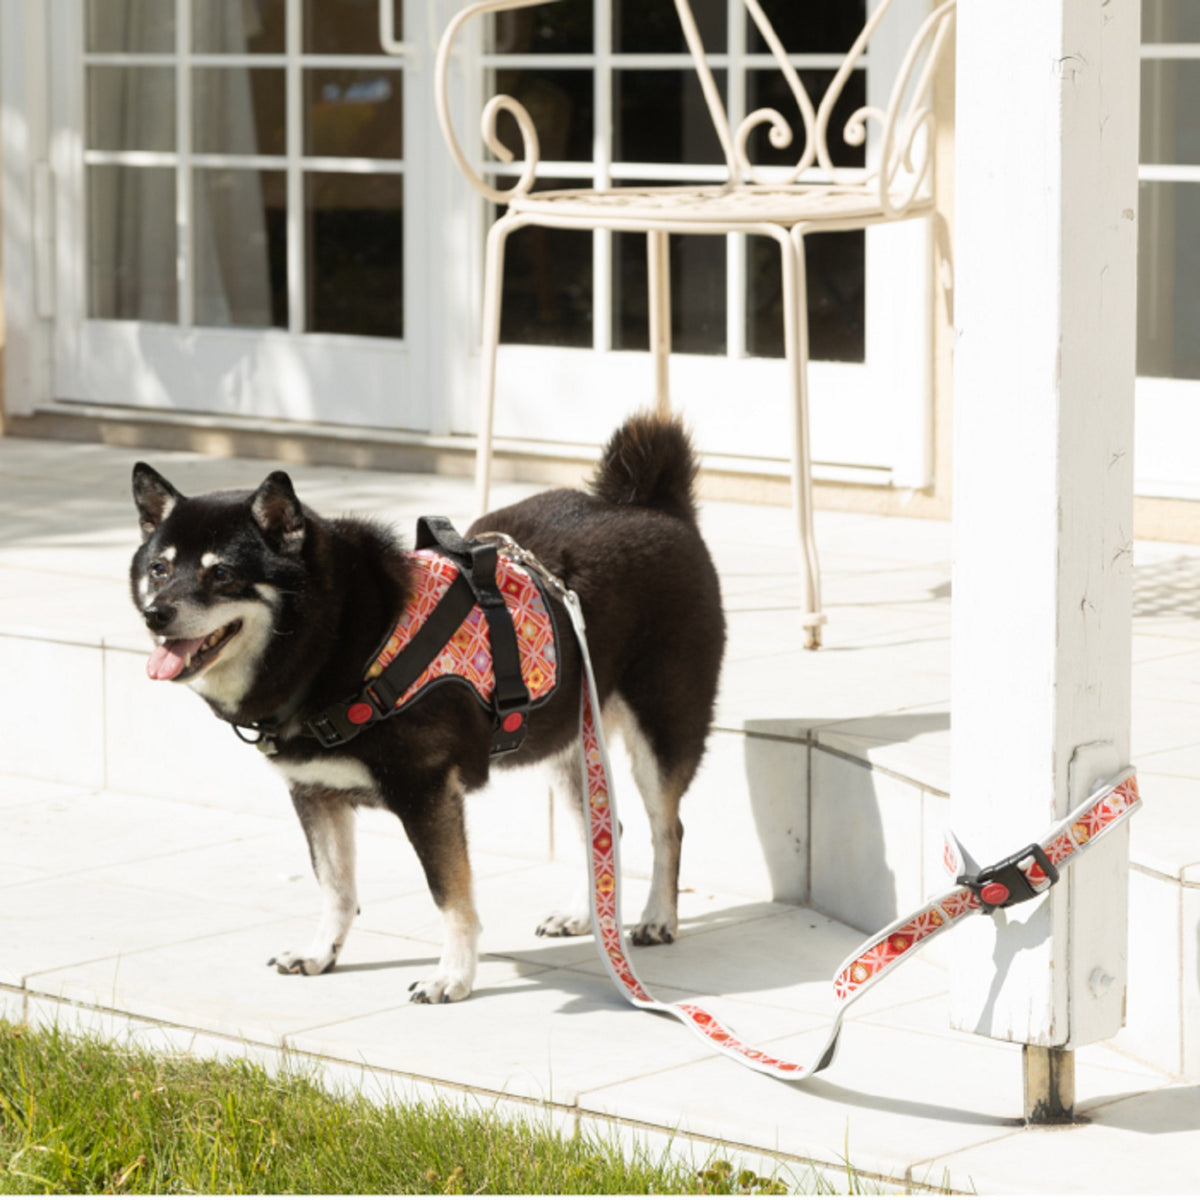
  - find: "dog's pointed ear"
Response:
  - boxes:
[251,471,305,554]
[132,462,183,541]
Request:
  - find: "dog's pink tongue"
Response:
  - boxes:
[146,637,206,681]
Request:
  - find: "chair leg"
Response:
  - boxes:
[647,230,672,418]
[476,218,514,517]
[778,226,826,649]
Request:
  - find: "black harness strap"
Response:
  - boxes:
[415,517,532,755]
[366,572,475,713]
[298,570,476,749]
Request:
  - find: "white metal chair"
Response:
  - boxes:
[436,0,956,648]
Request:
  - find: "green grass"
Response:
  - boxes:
[0,1019,814,1194]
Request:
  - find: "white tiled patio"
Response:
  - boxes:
[3,433,1200,1193]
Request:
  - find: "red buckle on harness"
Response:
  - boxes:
[958,843,1060,912]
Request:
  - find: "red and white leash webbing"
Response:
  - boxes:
[562,589,1143,1082]
[578,678,823,1079]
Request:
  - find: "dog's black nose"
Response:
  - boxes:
[144,604,175,633]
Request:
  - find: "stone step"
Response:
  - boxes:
[3,623,1194,1081]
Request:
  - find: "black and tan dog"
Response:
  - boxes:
[130,414,725,1002]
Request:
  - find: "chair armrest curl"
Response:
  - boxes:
[436,0,566,204]
[815,0,955,216]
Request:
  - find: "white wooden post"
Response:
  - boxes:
[950,0,1140,1118]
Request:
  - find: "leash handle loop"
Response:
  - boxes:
[563,576,1142,1082]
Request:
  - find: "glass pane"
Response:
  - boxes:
[748,0,866,54]
[193,169,287,328]
[1143,1,1200,42]
[305,70,404,159]
[304,0,401,55]
[193,0,286,54]
[746,69,865,171]
[306,173,403,339]
[87,67,175,152]
[746,232,864,362]
[490,3,593,54]
[87,0,174,53]
[193,68,286,156]
[613,230,726,355]
[614,0,725,54]
[88,165,177,322]
[1138,180,1200,381]
[491,70,593,162]
[494,178,592,348]
[613,70,726,164]
[1141,60,1200,166]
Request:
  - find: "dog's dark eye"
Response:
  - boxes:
[149,560,170,581]
[210,564,234,584]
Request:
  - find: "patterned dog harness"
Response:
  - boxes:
[280,516,560,756]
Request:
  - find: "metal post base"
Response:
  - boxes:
[1023,1045,1075,1124]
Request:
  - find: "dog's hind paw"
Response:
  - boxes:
[535,911,592,938]
[268,946,338,976]
[630,919,676,946]
[408,975,471,1004]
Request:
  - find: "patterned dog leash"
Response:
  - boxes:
[485,534,1143,1082]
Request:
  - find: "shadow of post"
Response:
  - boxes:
[743,712,950,932]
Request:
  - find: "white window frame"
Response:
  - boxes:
[1135,35,1200,500]
[37,0,440,432]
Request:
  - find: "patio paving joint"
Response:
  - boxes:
[18,914,288,989]
[809,738,949,797]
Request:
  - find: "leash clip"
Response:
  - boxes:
[232,722,280,756]
[957,842,1060,912]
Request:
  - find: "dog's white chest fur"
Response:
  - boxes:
[272,755,379,798]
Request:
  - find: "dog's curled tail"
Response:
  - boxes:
[589,411,700,524]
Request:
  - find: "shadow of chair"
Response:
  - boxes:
[435,0,956,648]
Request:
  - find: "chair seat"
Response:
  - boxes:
[507,183,929,229]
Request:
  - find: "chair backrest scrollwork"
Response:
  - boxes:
[435,0,956,215]
[816,0,956,217]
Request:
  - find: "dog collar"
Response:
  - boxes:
[237,517,559,758]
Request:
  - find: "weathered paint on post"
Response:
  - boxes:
[949,0,1139,1055]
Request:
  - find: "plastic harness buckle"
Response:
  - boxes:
[958,842,1060,912]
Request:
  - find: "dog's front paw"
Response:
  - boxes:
[268,945,339,976]
[408,974,472,1004]
[535,910,592,938]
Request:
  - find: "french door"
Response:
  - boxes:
[51,0,434,430]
